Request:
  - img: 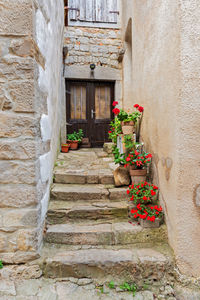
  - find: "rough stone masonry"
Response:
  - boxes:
[0,0,64,263]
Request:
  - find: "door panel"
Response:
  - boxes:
[66,80,114,147]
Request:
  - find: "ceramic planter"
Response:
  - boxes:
[129,167,147,184]
[139,217,162,228]
[67,140,79,150]
[61,144,70,153]
[121,121,135,135]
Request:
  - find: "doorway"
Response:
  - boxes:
[66,80,114,147]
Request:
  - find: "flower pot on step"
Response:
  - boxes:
[61,144,70,153]
[67,140,79,150]
[121,121,135,135]
[129,168,147,184]
[139,217,162,228]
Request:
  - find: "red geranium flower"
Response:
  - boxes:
[143,196,147,201]
[138,106,144,112]
[112,101,118,106]
[151,190,156,196]
[112,108,120,115]
[108,131,112,133]
[134,104,139,108]
[127,190,130,195]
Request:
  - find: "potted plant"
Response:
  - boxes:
[130,203,163,228]
[61,143,70,153]
[67,129,84,150]
[124,150,152,184]
[112,103,144,135]
[127,182,158,205]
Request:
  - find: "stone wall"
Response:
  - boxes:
[64,26,122,69]
[0,0,64,263]
[121,0,200,277]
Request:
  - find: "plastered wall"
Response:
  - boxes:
[121,0,200,276]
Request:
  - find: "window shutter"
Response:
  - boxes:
[68,0,118,27]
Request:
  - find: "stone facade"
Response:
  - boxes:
[64,26,122,69]
[0,0,64,263]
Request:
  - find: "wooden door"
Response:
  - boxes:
[66,80,114,147]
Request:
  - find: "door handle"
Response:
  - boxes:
[91,109,96,119]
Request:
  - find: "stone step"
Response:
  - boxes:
[51,184,128,202]
[54,169,114,185]
[42,246,174,284]
[46,200,128,224]
[45,222,167,246]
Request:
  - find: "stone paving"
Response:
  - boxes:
[0,276,177,300]
[1,274,200,300]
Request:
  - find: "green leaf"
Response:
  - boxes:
[108,281,115,289]
[0,260,3,269]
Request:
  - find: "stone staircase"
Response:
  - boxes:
[41,148,175,285]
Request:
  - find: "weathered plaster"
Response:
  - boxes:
[121,0,200,276]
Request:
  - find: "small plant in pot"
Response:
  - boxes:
[127,182,159,205]
[61,143,70,153]
[124,150,152,184]
[67,129,84,150]
[130,203,163,228]
[112,103,144,135]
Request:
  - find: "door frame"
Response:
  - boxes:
[65,79,115,147]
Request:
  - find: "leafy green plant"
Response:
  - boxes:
[124,134,135,150]
[67,129,84,143]
[112,147,126,165]
[0,260,3,269]
[108,281,115,289]
[119,282,137,296]
[108,118,122,144]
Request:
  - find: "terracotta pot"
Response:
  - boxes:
[139,217,162,228]
[130,168,147,184]
[68,140,79,150]
[61,144,70,153]
[121,121,135,135]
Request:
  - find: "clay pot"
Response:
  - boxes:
[121,121,135,135]
[139,217,162,228]
[67,140,79,150]
[61,144,70,153]
[130,168,147,184]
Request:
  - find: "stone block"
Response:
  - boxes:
[0,280,16,296]
[0,56,35,82]
[0,112,40,138]
[45,223,113,245]
[0,0,33,35]
[0,139,36,160]
[0,161,38,184]
[16,279,41,296]
[16,229,39,252]
[113,166,130,187]
[0,184,39,208]
[8,80,35,112]
[0,265,42,280]
[3,209,39,228]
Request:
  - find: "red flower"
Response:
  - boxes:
[112,108,120,115]
[130,195,134,201]
[138,106,144,112]
[127,190,130,195]
[151,190,156,196]
[143,196,147,201]
[150,216,155,222]
[134,104,139,108]
[108,131,112,134]
[112,101,118,106]
[153,185,158,190]
[126,157,131,162]
[135,150,139,156]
